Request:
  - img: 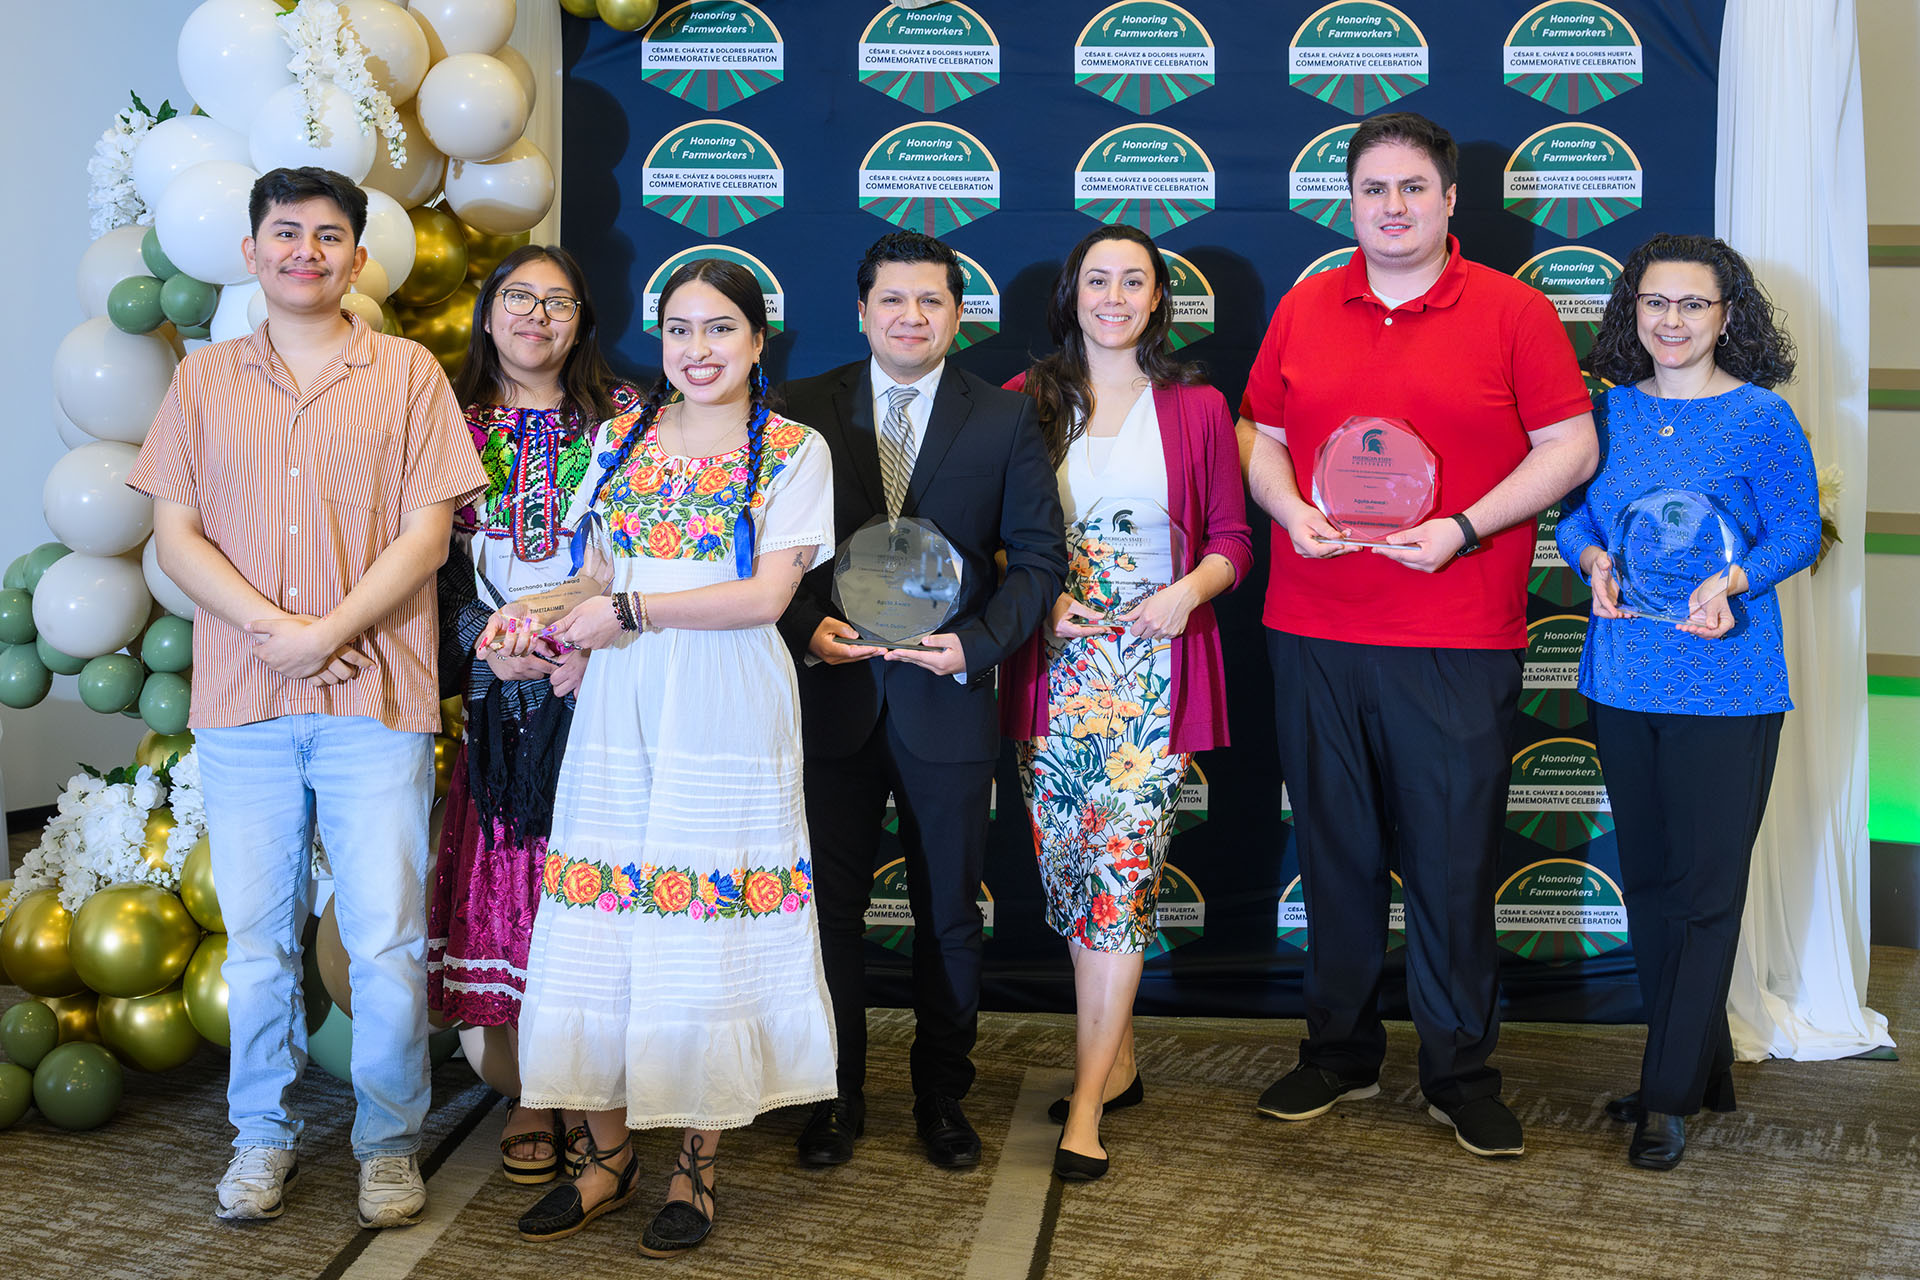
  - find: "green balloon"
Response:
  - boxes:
[35,636,87,676]
[139,671,192,735]
[0,1002,60,1072]
[107,276,166,335]
[141,227,180,281]
[0,645,52,710]
[160,275,219,329]
[3,555,26,591]
[78,654,144,713]
[31,1042,122,1130]
[22,543,70,593]
[0,1063,31,1128]
[0,589,34,645]
[176,322,212,340]
[141,616,194,674]
[307,1004,353,1083]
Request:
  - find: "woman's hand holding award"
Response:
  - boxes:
[1310,416,1439,548]
[1608,488,1750,629]
[831,516,966,652]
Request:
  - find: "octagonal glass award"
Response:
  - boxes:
[831,516,965,651]
[1310,416,1439,546]
[1067,497,1189,623]
[1609,488,1750,624]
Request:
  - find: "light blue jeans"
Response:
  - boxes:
[197,714,433,1158]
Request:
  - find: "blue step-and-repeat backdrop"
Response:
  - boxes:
[562,0,1725,1021]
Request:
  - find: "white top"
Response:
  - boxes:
[868,356,944,455]
[1058,387,1168,524]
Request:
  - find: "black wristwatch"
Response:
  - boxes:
[1450,513,1480,557]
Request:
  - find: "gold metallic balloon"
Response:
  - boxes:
[597,0,659,32]
[440,694,466,741]
[69,883,203,999]
[559,0,599,17]
[98,982,203,1072]
[315,896,352,1017]
[39,992,102,1045]
[139,807,176,873]
[179,835,222,933]
[433,735,458,800]
[397,282,479,365]
[183,933,229,1047]
[463,224,533,283]
[0,889,85,997]
[134,729,195,771]
[395,205,470,308]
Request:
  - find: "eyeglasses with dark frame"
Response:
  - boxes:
[498,288,581,322]
[1635,293,1724,319]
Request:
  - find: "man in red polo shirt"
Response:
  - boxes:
[1237,112,1596,1158]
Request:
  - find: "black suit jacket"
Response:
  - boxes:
[775,360,1066,764]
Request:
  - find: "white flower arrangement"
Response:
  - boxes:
[1814,463,1843,573]
[281,0,408,169]
[3,758,203,914]
[84,93,174,239]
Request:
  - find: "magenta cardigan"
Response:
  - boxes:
[998,377,1253,754]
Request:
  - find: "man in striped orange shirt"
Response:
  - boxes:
[128,168,487,1230]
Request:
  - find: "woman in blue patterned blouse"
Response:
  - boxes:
[1556,234,1819,1172]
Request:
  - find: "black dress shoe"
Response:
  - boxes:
[1047,1073,1144,1125]
[1628,1112,1686,1170]
[1052,1137,1108,1182]
[913,1095,982,1169]
[796,1096,864,1167]
[1607,1073,1737,1124]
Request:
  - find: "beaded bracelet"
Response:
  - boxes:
[635,592,653,632]
[611,592,638,632]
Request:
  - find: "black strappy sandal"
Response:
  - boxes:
[637,1133,718,1258]
[517,1129,641,1242]
[559,1122,592,1179]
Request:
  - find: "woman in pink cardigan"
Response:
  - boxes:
[1002,224,1251,1182]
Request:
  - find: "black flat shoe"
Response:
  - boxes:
[518,1132,640,1241]
[1047,1073,1144,1125]
[638,1134,717,1258]
[914,1095,982,1169]
[796,1096,864,1167]
[1628,1112,1686,1170]
[1052,1137,1108,1182]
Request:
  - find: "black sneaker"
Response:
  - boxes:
[1255,1064,1381,1121]
[1428,1096,1525,1157]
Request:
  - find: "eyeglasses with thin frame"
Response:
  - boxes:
[1635,293,1724,319]
[498,288,580,322]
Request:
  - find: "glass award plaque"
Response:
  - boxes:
[1609,488,1750,624]
[1067,497,1189,623]
[831,516,965,651]
[1310,416,1439,546]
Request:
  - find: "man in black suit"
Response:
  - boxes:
[777,231,1065,1170]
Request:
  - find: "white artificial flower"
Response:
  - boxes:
[281,0,408,169]
[85,102,161,238]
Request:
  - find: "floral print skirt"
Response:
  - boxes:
[1018,630,1189,954]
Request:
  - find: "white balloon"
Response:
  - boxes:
[54,403,98,450]
[456,1024,519,1095]
[361,102,447,209]
[412,0,517,61]
[352,258,393,302]
[443,139,554,236]
[132,116,252,211]
[154,160,261,287]
[248,286,271,331]
[359,189,417,287]
[177,0,298,133]
[249,83,377,186]
[340,0,432,104]
[342,291,387,330]
[493,44,537,114]
[43,443,155,558]
[143,537,197,620]
[415,54,529,162]
[31,553,153,661]
[52,319,180,445]
[76,226,153,319]
[210,281,265,344]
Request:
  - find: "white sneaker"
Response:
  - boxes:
[357,1153,427,1229]
[216,1146,298,1222]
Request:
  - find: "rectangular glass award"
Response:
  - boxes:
[1609,488,1750,624]
[498,576,602,627]
[831,516,966,651]
[1067,497,1189,623]
[1310,415,1439,547]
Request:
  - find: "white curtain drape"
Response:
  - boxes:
[1716,0,1892,1060]
[508,0,564,244]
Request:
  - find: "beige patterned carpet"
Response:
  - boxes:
[2,950,1918,1280]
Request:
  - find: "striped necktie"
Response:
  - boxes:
[880,384,920,518]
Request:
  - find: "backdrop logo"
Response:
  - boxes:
[858,2,1000,112]
[1074,123,1216,236]
[1506,736,1613,851]
[642,120,783,236]
[1495,858,1629,961]
[643,245,784,335]
[951,251,1001,352]
[1504,123,1642,237]
[859,122,1001,235]
[641,1,784,110]
[1514,246,1621,362]
[1521,614,1585,691]
[1529,562,1591,610]
[1143,863,1205,959]
[1277,873,1404,952]
[1296,248,1353,283]
[1289,124,1359,238]
[1504,2,1643,114]
[1073,1,1216,116]
[1533,501,1565,567]
[1160,250,1214,351]
[863,859,993,954]
[1288,2,1429,115]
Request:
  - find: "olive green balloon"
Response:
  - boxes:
[0,589,36,644]
[139,671,192,735]
[140,616,193,674]
[0,1001,60,1071]
[31,1042,122,1130]
[0,645,52,710]
[141,226,180,281]
[0,1063,31,1129]
[35,636,87,676]
[3,555,26,591]
[159,274,219,329]
[107,276,166,335]
[177,322,212,340]
[78,654,143,713]
[22,543,71,592]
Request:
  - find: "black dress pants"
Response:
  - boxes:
[1590,701,1783,1115]
[1269,631,1522,1108]
[804,712,994,1103]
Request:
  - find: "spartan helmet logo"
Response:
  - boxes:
[1361,428,1385,454]
[1661,499,1689,526]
